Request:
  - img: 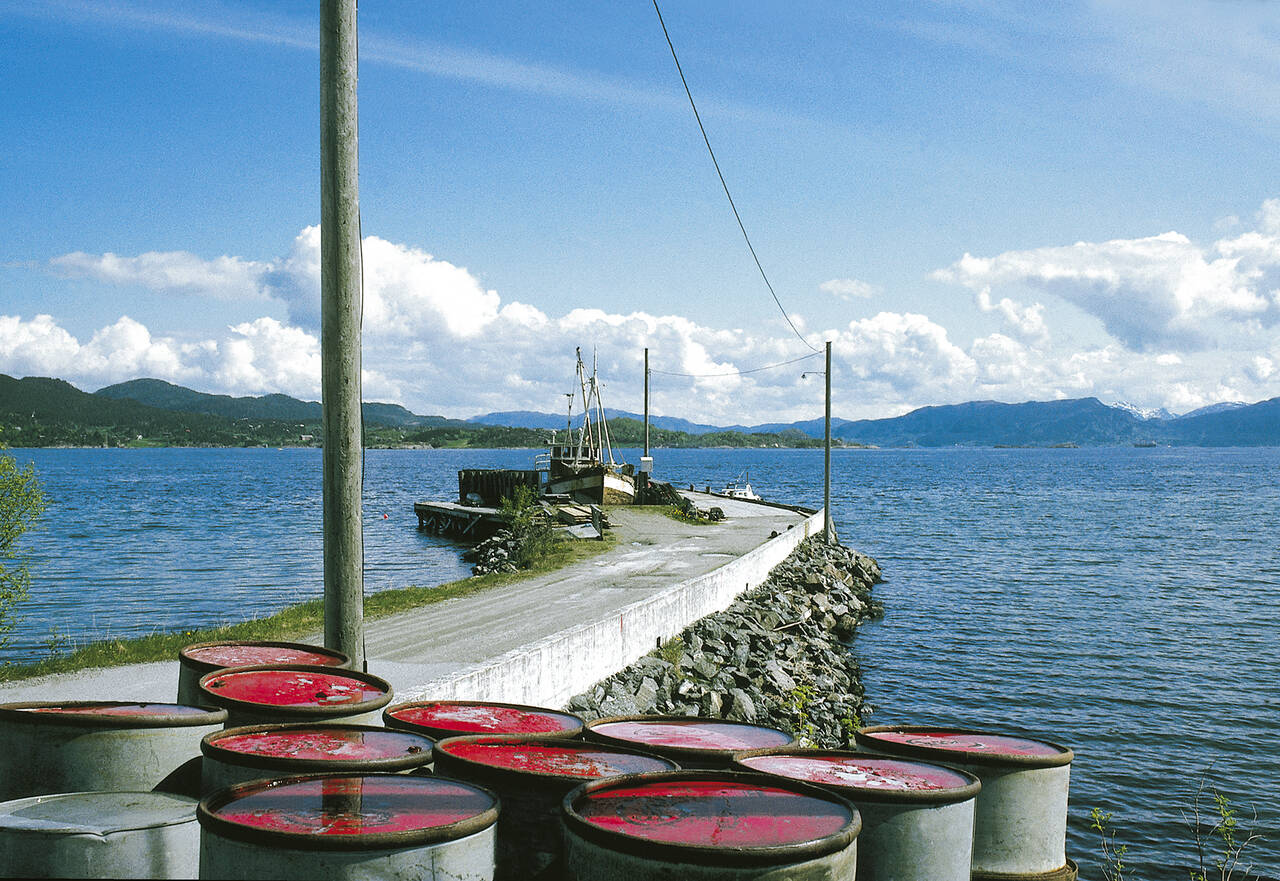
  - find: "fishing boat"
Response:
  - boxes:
[537,348,636,505]
[722,471,761,500]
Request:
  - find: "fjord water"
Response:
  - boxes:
[8,445,1278,877]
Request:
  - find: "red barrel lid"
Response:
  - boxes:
[587,716,794,756]
[436,736,677,782]
[198,774,498,850]
[855,725,1073,769]
[563,771,860,867]
[0,700,226,728]
[199,666,390,714]
[182,641,349,672]
[735,750,981,805]
[384,701,582,738]
[204,724,433,772]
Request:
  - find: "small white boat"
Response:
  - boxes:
[722,472,761,500]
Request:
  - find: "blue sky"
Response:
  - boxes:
[3,0,1280,422]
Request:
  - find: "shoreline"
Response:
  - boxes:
[567,536,883,744]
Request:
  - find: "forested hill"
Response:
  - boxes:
[96,378,462,428]
[3,374,1279,447]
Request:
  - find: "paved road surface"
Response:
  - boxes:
[0,494,809,705]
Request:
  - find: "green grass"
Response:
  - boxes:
[0,532,616,683]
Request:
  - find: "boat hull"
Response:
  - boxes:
[546,466,635,505]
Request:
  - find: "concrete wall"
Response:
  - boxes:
[397,509,825,708]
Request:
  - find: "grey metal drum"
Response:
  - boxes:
[856,725,1074,878]
[561,770,861,881]
[200,723,434,795]
[735,748,981,881]
[0,702,226,800]
[0,791,198,879]
[177,640,351,706]
[196,664,392,728]
[198,773,499,880]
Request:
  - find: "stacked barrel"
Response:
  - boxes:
[0,640,1077,880]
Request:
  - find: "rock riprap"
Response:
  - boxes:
[566,538,883,749]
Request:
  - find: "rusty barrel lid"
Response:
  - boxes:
[584,715,795,764]
[855,725,1073,769]
[734,748,981,806]
[562,770,861,867]
[197,773,498,851]
[179,641,351,676]
[383,700,583,740]
[197,665,392,720]
[434,736,678,789]
[202,723,433,774]
[0,701,226,729]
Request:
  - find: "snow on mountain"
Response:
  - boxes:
[1109,401,1176,421]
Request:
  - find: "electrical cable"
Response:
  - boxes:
[650,351,821,378]
[652,0,819,354]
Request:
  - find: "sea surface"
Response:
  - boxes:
[5,445,1278,878]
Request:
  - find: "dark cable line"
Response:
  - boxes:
[652,0,819,354]
[651,351,822,378]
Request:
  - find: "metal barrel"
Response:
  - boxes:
[0,702,227,800]
[0,791,199,879]
[855,725,1075,878]
[197,664,392,728]
[197,773,499,880]
[383,700,584,741]
[178,640,351,706]
[735,747,982,881]
[433,735,679,881]
[583,715,795,770]
[561,770,862,880]
[200,723,434,795]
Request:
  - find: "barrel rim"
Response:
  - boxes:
[382,699,584,740]
[433,735,679,787]
[855,725,1074,768]
[197,664,392,719]
[201,722,434,773]
[583,714,795,762]
[0,700,227,729]
[972,857,1079,880]
[197,772,499,851]
[179,640,352,676]
[0,790,199,834]
[561,769,861,867]
[732,747,982,805]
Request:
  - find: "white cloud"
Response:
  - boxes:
[933,215,1280,351]
[49,250,271,301]
[975,288,1049,344]
[20,214,1280,421]
[819,278,877,300]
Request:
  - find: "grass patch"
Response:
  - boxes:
[0,531,616,684]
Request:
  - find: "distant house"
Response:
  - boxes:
[300,434,314,443]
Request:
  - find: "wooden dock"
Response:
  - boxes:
[413,501,507,539]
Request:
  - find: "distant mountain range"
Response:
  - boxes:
[2,375,1278,447]
[95,378,466,428]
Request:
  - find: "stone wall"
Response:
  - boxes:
[566,537,883,748]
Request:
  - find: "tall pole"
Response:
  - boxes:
[824,340,833,545]
[320,0,365,669]
[643,348,650,458]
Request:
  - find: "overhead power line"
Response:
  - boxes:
[652,0,819,354]
[651,351,822,378]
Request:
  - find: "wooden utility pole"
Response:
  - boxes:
[643,348,650,458]
[824,340,833,545]
[320,0,365,669]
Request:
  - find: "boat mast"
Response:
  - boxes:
[592,349,618,466]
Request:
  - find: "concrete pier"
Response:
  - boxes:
[0,494,821,707]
